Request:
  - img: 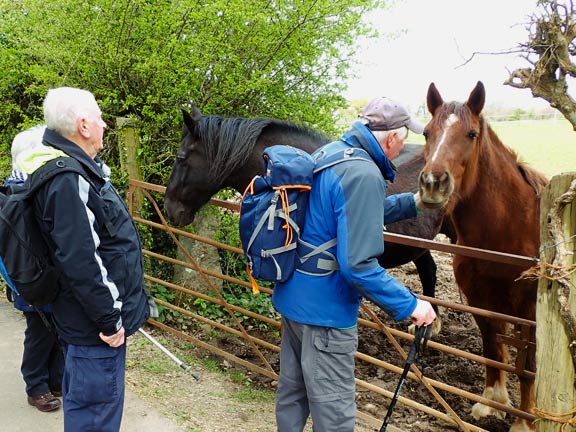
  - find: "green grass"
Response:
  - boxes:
[491,119,575,178]
[408,118,575,178]
[229,386,275,402]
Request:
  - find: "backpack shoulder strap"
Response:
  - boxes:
[26,157,91,196]
[0,186,8,207]
[313,146,372,174]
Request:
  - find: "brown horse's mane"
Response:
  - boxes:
[482,117,548,196]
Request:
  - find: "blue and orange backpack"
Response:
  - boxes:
[239,144,371,292]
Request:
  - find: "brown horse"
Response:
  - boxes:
[418,81,548,432]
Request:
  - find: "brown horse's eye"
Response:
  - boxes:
[422,130,429,139]
[468,131,478,139]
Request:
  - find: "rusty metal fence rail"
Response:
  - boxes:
[128,179,537,431]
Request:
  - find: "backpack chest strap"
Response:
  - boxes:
[296,238,339,276]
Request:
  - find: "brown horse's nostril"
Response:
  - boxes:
[419,171,436,194]
[438,171,451,193]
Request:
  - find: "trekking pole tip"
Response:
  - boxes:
[179,363,201,380]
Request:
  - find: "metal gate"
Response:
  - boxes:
[128,179,536,432]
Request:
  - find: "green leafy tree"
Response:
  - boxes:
[0,0,384,181]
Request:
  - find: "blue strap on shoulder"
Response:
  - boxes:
[0,256,18,295]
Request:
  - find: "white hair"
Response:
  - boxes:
[11,125,47,170]
[371,126,408,143]
[43,87,101,136]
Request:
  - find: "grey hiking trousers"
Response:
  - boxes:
[275,317,358,432]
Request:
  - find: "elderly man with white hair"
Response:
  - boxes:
[21,87,152,431]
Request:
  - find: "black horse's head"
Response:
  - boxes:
[164,107,212,226]
[164,107,330,226]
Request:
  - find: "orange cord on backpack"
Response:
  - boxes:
[278,189,293,247]
[246,265,261,294]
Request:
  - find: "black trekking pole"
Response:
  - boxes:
[379,325,431,432]
[138,328,200,380]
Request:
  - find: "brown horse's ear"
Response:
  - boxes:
[466,81,485,116]
[427,82,443,115]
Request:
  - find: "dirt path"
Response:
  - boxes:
[0,299,184,432]
[125,328,377,431]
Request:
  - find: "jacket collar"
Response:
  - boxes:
[42,128,107,182]
[341,121,396,182]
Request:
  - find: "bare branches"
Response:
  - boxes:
[504,0,576,130]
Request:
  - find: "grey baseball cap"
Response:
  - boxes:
[359,96,424,134]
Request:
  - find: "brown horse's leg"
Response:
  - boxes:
[471,315,511,421]
[509,325,536,432]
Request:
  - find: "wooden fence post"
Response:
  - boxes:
[536,172,576,431]
[116,116,143,213]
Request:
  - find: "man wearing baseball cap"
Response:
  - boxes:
[273,97,435,431]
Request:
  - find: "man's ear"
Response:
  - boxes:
[78,117,90,138]
[384,132,396,151]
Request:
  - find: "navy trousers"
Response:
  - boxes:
[62,343,126,432]
[21,311,64,397]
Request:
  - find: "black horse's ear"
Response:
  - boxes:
[427,82,443,115]
[191,105,202,121]
[466,81,485,116]
[182,108,199,134]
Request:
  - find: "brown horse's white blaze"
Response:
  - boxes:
[418,113,460,209]
[418,81,548,432]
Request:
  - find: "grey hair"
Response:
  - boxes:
[11,125,47,169]
[43,87,100,136]
[371,126,408,143]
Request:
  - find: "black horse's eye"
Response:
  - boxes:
[468,130,478,139]
[176,151,186,161]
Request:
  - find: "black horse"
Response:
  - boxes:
[165,107,455,332]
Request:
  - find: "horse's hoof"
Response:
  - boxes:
[408,315,441,337]
[509,419,535,432]
[471,402,508,420]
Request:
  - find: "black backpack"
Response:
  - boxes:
[0,157,88,306]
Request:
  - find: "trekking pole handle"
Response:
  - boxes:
[409,324,431,363]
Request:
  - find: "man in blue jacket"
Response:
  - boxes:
[23,87,151,431]
[273,97,437,431]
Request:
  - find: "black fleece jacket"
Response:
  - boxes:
[31,128,149,345]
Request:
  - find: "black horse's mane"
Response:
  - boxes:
[196,115,329,184]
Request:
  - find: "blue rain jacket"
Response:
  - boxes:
[272,122,418,328]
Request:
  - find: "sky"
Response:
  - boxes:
[344,0,572,112]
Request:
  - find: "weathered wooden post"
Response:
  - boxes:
[116,116,143,213]
[536,173,576,431]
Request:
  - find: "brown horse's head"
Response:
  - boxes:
[418,81,486,211]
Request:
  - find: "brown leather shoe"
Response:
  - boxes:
[27,392,61,412]
[51,390,62,398]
